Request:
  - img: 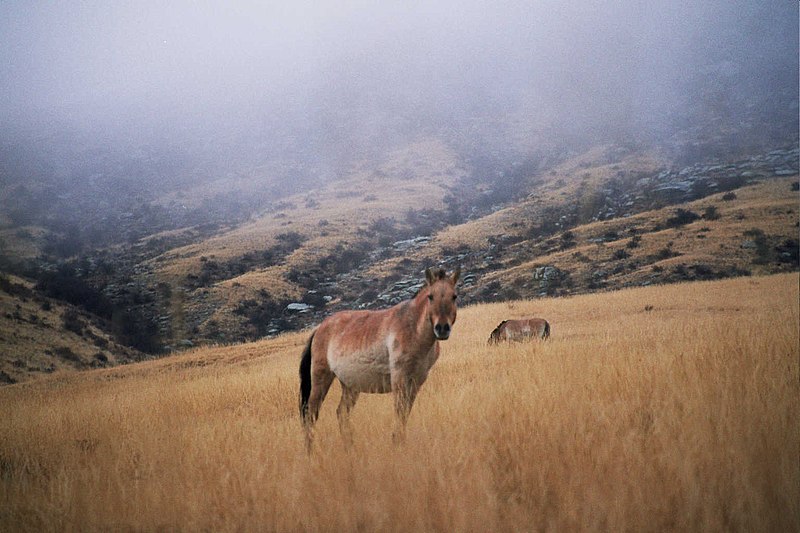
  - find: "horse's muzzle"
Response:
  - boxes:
[434,323,451,340]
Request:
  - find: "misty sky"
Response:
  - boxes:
[0,1,797,159]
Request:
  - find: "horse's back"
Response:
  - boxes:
[525,318,549,338]
[315,308,393,349]
[495,317,550,342]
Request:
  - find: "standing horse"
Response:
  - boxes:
[299,267,460,447]
[488,318,550,344]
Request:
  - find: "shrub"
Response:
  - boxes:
[702,206,720,220]
[666,208,700,228]
[654,244,678,261]
[53,346,82,363]
[627,235,642,249]
[612,248,630,260]
[35,264,112,318]
[275,231,307,249]
[743,228,771,264]
[62,309,86,335]
[111,306,161,353]
[775,239,799,265]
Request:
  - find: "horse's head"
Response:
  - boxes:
[424,266,460,340]
[488,320,508,344]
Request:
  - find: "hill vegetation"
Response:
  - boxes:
[1,273,796,530]
[0,139,797,380]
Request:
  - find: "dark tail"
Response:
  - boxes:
[299,332,315,422]
[543,321,550,340]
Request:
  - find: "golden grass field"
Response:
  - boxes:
[1,273,798,531]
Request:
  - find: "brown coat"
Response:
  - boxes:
[488,318,550,344]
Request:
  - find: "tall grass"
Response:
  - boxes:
[1,274,797,531]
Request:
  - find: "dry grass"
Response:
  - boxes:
[1,273,797,531]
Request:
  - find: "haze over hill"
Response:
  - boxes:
[1,1,796,234]
[0,1,797,381]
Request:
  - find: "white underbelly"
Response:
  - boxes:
[329,347,392,393]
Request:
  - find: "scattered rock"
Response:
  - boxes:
[392,236,431,251]
[286,302,314,312]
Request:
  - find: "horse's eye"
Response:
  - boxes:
[453,294,458,300]
[427,294,433,301]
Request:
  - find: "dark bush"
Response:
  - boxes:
[603,230,619,241]
[654,243,679,261]
[275,231,307,249]
[53,346,82,363]
[612,248,630,260]
[35,264,112,318]
[234,297,287,337]
[301,291,327,307]
[702,206,720,220]
[666,208,700,227]
[62,308,86,335]
[743,228,771,264]
[110,306,161,353]
[775,239,799,265]
[560,231,576,249]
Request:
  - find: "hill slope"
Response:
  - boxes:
[0,141,797,382]
[144,143,799,345]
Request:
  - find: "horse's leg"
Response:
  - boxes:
[391,376,419,444]
[336,384,359,446]
[304,367,334,451]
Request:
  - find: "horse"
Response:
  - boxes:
[488,318,550,344]
[299,266,460,447]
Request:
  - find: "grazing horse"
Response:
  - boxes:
[299,267,460,447]
[488,318,550,344]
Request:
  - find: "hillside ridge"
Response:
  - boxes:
[0,141,797,384]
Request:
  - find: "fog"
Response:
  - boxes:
[1,1,797,191]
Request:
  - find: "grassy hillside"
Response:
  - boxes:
[140,143,799,346]
[0,140,796,383]
[459,176,799,297]
[0,275,143,384]
[1,273,797,531]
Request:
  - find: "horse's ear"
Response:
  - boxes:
[451,266,461,285]
[425,267,435,285]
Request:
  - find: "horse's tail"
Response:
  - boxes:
[299,332,315,422]
[542,321,550,340]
